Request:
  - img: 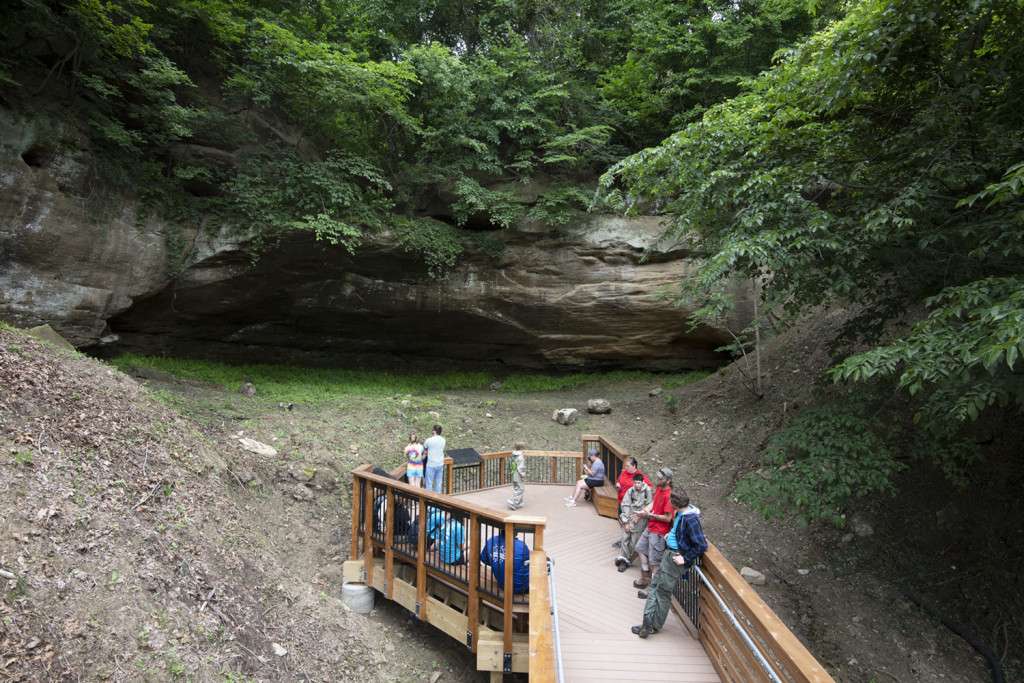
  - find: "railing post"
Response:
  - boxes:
[479,462,485,490]
[350,475,361,559]
[502,521,515,673]
[499,456,507,486]
[384,486,395,599]
[416,497,427,621]
[467,513,481,652]
[445,456,454,494]
[363,480,375,588]
[550,455,557,483]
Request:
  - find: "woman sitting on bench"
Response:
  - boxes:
[565,451,606,508]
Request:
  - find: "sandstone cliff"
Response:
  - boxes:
[1,112,751,369]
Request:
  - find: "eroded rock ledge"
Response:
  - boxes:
[1,112,751,369]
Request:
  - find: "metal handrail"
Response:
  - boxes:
[693,565,783,683]
[547,556,565,683]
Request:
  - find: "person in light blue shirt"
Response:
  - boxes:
[423,424,447,493]
[426,507,466,565]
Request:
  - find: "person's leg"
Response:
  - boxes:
[648,553,684,631]
[424,466,439,493]
[566,479,586,504]
[637,533,666,598]
[633,530,652,588]
[430,465,445,493]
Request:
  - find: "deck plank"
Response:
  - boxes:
[456,484,720,683]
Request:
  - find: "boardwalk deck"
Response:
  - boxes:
[455,484,720,683]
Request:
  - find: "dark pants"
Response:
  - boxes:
[642,550,686,631]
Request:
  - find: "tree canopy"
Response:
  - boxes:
[600,0,1024,523]
[0,0,827,263]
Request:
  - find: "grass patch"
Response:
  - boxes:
[109,354,713,403]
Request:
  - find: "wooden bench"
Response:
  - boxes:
[590,482,619,519]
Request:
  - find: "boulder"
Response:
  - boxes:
[740,567,767,586]
[586,399,611,414]
[552,408,579,425]
[237,437,277,457]
[26,324,75,351]
[239,382,257,397]
[649,387,663,396]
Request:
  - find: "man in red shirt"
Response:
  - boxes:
[615,456,651,504]
[632,467,673,594]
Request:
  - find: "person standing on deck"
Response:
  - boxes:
[632,490,707,638]
[404,432,424,488]
[423,424,447,494]
[614,472,653,572]
[632,467,673,593]
[507,441,527,510]
[615,456,651,505]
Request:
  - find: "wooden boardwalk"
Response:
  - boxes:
[456,485,720,682]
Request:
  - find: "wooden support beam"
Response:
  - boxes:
[350,476,361,559]
[467,513,481,652]
[384,487,395,600]
[363,481,375,588]
[416,497,427,621]
[502,521,514,672]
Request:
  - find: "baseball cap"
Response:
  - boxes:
[657,467,673,480]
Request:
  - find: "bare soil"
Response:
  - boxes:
[2,315,1017,682]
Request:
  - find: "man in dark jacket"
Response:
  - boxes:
[631,490,708,638]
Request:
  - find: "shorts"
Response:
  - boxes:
[636,528,666,566]
[584,477,604,489]
[407,463,423,478]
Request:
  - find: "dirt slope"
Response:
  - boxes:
[0,328,473,682]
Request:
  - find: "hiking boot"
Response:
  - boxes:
[611,540,621,548]
[631,621,653,638]
[637,589,648,599]
[632,570,651,589]
[615,557,629,572]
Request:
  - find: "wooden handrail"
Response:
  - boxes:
[700,544,836,683]
[352,467,547,526]
[528,550,555,683]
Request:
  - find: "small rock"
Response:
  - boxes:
[430,672,442,683]
[489,381,503,391]
[649,387,663,396]
[234,467,257,485]
[852,615,862,623]
[428,411,441,421]
[672,430,679,436]
[586,399,611,415]
[0,569,15,580]
[350,444,359,454]
[850,515,874,537]
[272,642,288,657]
[292,485,314,502]
[484,412,494,418]
[552,408,578,426]
[25,638,41,650]
[840,533,854,544]
[740,567,766,586]
[237,438,277,457]
[797,568,810,576]
[239,382,257,397]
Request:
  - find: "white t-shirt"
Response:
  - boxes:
[423,435,446,466]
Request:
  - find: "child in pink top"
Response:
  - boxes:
[405,433,424,487]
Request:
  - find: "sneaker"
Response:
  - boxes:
[637,590,648,599]
[563,496,575,503]
[564,501,577,508]
[611,540,622,548]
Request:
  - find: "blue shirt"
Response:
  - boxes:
[666,511,685,551]
[589,458,605,480]
[480,535,530,594]
[426,509,465,564]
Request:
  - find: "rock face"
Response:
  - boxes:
[1,113,753,369]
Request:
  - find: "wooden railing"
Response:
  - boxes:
[527,550,556,683]
[444,449,583,495]
[690,545,835,683]
[348,465,546,676]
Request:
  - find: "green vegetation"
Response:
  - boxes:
[110,354,707,402]
[0,0,829,271]
[601,0,1024,523]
